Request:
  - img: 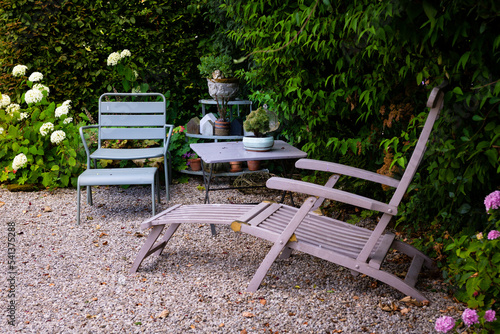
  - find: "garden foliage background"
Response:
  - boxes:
[0,0,499,265]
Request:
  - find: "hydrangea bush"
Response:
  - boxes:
[104,49,149,93]
[435,308,497,333]
[0,65,87,187]
[437,190,500,333]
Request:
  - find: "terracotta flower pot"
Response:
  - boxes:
[247,160,261,171]
[229,161,243,172]
[188,158,201,171]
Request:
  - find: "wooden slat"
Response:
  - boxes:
[368,233,396,269]
[405,255,425,287]
[248,203,282,226]
[235,202,270,223]
[149,204,256,226]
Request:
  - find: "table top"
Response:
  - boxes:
[190,140,307,164]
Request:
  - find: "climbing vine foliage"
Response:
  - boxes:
[224,0,500,232]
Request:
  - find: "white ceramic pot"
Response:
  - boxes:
[243,136,274,152]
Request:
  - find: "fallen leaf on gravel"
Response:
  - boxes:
[219,323,224,327]
[102,241,108,245]
[400,308,410,315]
[99,232,108,238]
[378,301,398,312]
[157,310,169,318]
[190,325,195,329]
[0,201,5,207]
[259,299,266,306]
[240,330,247,334]
[134,232,145,237]
[400,296,423,307]
[43,206,52,212]
[86,314,96,319]
[242,311,255,318]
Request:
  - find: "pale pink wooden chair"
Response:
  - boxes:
[130,83,446,302]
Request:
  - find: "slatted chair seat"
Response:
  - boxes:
[131,83,447,302]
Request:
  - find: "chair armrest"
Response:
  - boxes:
[79,125,99,164]
[163,124,174,155]
[295,159,400,188]
[267,177,397,215]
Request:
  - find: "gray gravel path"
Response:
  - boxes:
[0,177,463,333]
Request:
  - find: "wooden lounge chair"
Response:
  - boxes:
[131,83,446,302]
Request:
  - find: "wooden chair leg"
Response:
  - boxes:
[130,223,181,273]
[247,197,317,292]
[279,246,292,259]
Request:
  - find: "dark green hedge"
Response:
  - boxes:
[0,0,214,124]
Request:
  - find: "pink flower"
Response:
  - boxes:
[462,308,479,326]
[487,230,500,240]
[484,310,496,322]
[435,316,456,333]
[484,190,500,212]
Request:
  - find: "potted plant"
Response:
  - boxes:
[242,107,276,152]
[183,152,201,171]
[198,54,239,136]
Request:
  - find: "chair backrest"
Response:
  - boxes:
[98,93,166,147]
[389,82,446,208]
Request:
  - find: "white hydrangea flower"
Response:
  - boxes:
[133,70,139,78]
[107,52,122,66]
[25,89,44,104]
[28,72,43,82]
[33,83,50,96]
[12,65,28,77]
[12,153,28,170]
[50,130,66,144]
[19,112,29,120]
[63,117,73,124]
[1,94,11,108]
[55,105,70,118]
[39,122,54,136]
[62,100,72,107]
[0,127,4,135]
[6,103,21,115]
[121,49,131,58]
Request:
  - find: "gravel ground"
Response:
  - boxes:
[0,176,464,333]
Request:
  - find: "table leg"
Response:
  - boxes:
[202,162,214,204]
[201,161,218,236]
[279,159,297,206]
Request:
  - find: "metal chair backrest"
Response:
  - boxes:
[98,93,166,148]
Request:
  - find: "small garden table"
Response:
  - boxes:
[190,140,307,203]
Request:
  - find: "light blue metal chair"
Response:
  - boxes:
[78,93,174,222]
